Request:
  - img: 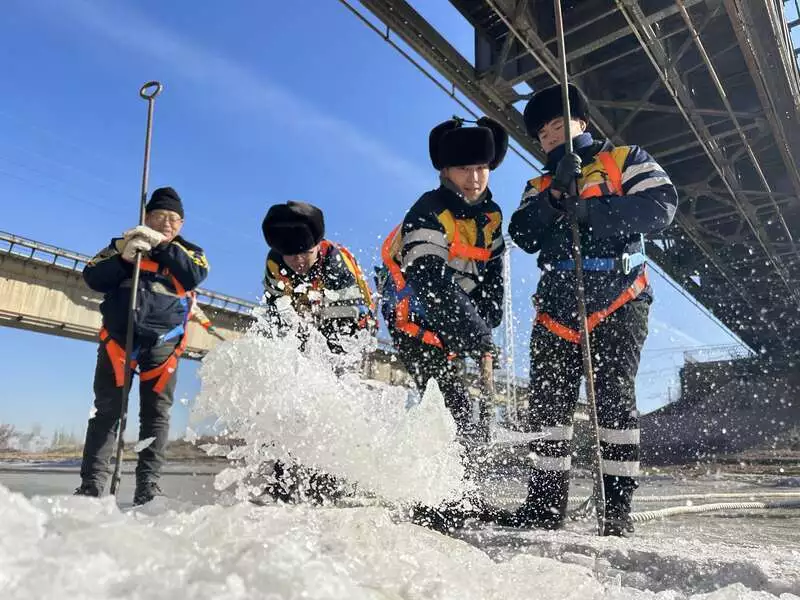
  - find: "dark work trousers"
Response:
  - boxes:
[79,339,179,491]
[392,333,475,439]
[525,299,649,524]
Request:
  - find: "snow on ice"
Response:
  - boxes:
[1,483,797,599]
[2,321,797,599]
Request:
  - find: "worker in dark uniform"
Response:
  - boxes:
[379,116,507,441]
[75,187,209,505]
[256,201,375,504]
[377,116,508,531]
[261,201,375,348]
[505,84,677,536]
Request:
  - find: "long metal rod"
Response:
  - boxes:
[676,0,798,259]
[483,0,621,143]
[110,81,163,497]
[554,0,605,537]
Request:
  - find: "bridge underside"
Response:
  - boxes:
[358,0,800,357]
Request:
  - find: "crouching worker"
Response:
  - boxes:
[261,201,375,350]
[255,200,375,504]
[75,187,209,505]
[377,116,508,532]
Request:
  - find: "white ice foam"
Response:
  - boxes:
[191,322,468,507]
[0,485,792,600]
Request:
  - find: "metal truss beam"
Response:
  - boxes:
[652,121,761,159]
[591,99,761,120]
[676,0,798,258]
[506,0,706,84]
[723,0,800,233]
[482,0,623,144]
[612,3,724,139]
[615,0,800,308]
[354,0,541,160]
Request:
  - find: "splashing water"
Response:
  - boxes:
[191,317,469,507]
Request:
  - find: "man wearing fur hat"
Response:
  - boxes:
[380,116,508,444]
[75,187,209,505]
[376,117,508,532]
[261,201,375,345]
[507,84,677,535]
[257,201,374,505]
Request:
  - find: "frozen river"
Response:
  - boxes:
[3,333,797,599]
[2,461,798,599]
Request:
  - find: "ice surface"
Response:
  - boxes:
[1,484,796,600]
[191,324,468,507]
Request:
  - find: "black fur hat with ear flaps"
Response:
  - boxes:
[523,83,589,137]
[261,201,325,256]
[428,116,508,170]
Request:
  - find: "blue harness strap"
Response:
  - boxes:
[553,252,646,274]
[156,323,185,346]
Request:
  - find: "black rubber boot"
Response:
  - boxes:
[602,475,637,537]
[133,481,164,506]
[493,470,570,530]
[74,481,102,497]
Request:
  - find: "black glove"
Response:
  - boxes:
[550,152,589,225]
[551,151,582,195]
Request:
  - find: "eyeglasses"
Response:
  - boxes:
[148,211,183,225]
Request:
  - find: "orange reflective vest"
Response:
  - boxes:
[533,151,648,343]
[267,240,375,329]
[381,215,494,350]
[99,258,190,393]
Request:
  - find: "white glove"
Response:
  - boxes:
[123,225,165,246]
[121,237,153,262]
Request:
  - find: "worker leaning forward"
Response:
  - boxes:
[257,200,375,504]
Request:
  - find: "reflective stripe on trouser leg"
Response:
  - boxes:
[589,301,649,514]
[599,427,640,477]
[528,321,582,472]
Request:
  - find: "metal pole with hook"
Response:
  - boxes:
[109,81,164,496]
[552,1,606,535]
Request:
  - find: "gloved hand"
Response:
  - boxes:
[121,236,153,263]
[123,225,165,247]
[550,151,582,198]
[474,337,500,363]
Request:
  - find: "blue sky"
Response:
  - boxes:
[0,0,745,440]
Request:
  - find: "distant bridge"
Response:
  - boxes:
[0,231,254,359]
[0,231,528,406]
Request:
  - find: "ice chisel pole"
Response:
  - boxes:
[110,81,163,496]
[553,1,606,535]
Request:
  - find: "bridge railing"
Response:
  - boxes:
[0,231,258,316]
[683,344,754,364]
